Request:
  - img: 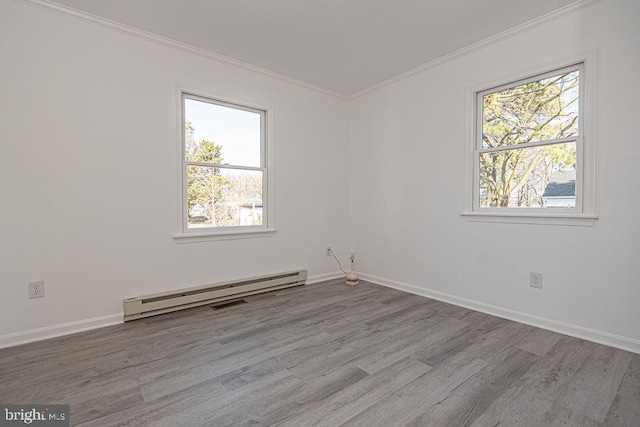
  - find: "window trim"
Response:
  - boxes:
[174,87,276,242]
[461,51,598,226]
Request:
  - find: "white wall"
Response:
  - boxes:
[2,0,639,352]
[0,1,348,340]
[348,0,640,348]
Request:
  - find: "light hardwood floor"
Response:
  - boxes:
[0,280,638,426]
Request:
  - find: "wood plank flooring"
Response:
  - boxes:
[0,280,638,426]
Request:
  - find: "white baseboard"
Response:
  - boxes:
[5,271,635,355]
[360,273,640,355]
[0,272,343,350]
[307,271,346,284]
[0,313,123,350]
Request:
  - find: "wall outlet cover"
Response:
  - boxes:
[530,272,543,289]
[29,280,45,299]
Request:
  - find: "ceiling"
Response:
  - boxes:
[50,0,580,96]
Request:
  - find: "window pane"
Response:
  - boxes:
[185,98,261,167]
[479,142,576,208]
[482,70,579,149]
[187,166,263,228]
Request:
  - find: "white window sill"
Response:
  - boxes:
[174,228,277,243]
[460,212,598,226]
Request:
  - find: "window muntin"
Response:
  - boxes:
[182,93,266,231]
[475,64,583,210]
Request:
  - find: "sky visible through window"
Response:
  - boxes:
[185,98,261,168]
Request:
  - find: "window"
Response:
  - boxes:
[465,59,597,225]
[177,92,273,239]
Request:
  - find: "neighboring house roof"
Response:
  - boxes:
[543,170,576,198]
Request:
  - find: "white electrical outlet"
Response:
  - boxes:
[326,247,332,257]
[29,280,45,299]
[530,272,543,289]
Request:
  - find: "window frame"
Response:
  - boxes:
[174,88,276,242]
[462,52,598,226]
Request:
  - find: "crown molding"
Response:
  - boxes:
[15,0,603,101]
[347,0,603,100]
[16,0,348,100]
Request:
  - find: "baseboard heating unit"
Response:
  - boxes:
[123,269,307,321]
